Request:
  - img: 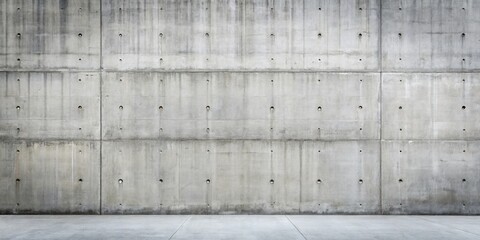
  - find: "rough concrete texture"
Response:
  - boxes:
[0,0,479,214]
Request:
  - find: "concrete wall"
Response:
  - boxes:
[0,0,478,214]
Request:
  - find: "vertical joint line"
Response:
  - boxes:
[379,0,383,214]
[99,0,103,215]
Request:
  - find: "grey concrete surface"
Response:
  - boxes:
[1,215,480,240]
[101,0,379,71]
[382,140,480,214]
[1,0,480,214]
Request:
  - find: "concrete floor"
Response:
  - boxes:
[0,216,479,240]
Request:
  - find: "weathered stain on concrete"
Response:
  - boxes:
[0,0,479,214]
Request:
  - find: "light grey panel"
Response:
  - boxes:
[102,72,380,140]
[382,0,480,70]
[382,140,480,214]
[0,0,5,65]
[382,73,480,140]
[0,141,100,214]
[101,0,379,70]
[300,141,380,214]
[101,140,300,214]
[1,0,100,70]
[0,72,101,140]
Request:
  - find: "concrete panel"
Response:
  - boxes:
[0,0,5,63]
[382,140,480,214]
[0,0,100,70]
[382,73,480,140]
[300,141,380,214]
[0,71,101,140]
[101,140,300,214]
[382,0,480,71]
[102,72,380,140]
[0,141,100,214]
[101,0,379,71]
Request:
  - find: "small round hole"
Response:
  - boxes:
[206,106,210,110]
[78,178,83,182]
[159,33,163,37]
[16,149,20,153]
[118,179,123,184]
[79,128,82,130]
[16,179,20,182]
[78,33,82,37]
[78,106,82,109]
[206,128,210,132]
[119,106,123,110]
[398,179,403,183]
[399,106,403,110]
[16,33,21,38]
[16,106,21,110]
[271,33,275,37]
[462,106,466,110]
[206,179,211,184]
[317,106,322,111]
[358,33,362,37]
[205,33,209,37]
[360,128,363,131]
[159,106,163,110]
[400,128,403,131]
[270,106,274,111]
[358,106,363,109]
[358,179,363,184]
[119,33,122,37]
[270,179,275,184]
[318,33,322,37]
[462,179,466,182]
[316,179,322,184]
[461,33,465,37]
[159,179,163,183]
[398,33,402,37]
